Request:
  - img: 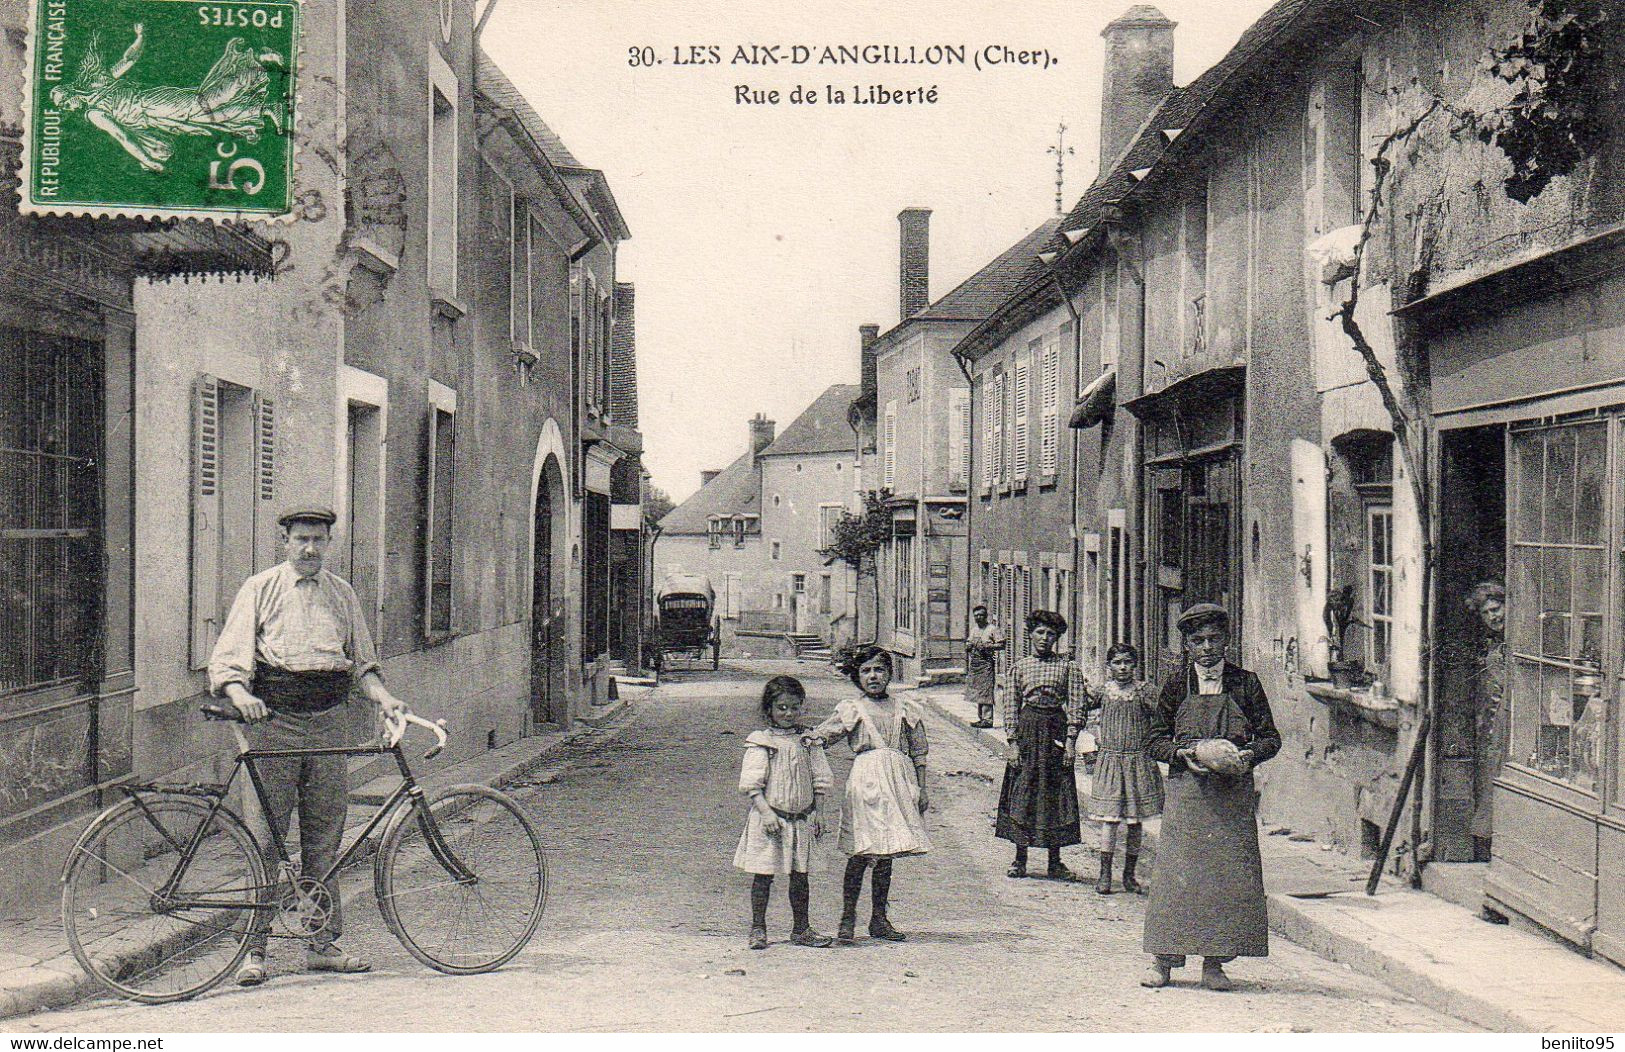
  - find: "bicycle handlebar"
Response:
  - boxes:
[201,702,449,760]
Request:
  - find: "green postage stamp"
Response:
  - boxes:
[22,0,299,219]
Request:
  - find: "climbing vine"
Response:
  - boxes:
[1471,0,1618,202]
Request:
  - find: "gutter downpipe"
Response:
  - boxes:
[952,345,977,652]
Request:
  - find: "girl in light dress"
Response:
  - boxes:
[1087,642,1164,895]
[805,645,931,945]
[733,675,835,949]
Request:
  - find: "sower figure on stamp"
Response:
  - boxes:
[997,609,1088,881]
[965,604,1005,729]
[207,506,406,987]
[1141,603,1280,992]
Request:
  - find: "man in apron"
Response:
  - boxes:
[965,604,1005,728]
[1141,603,1280,991]
[208,506,406,986]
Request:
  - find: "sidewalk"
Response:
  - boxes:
[0,694,641,1022]
[909,683,1625,1032]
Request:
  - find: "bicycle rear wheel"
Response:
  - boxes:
[63,796,266,1003]
[375,784,547,974]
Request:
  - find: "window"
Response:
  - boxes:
[1182,185,1209,360]
[948,388,970,491]
[1367,506,1394,671]
[883,400,897,488]
[992,371,1007,484]
[723,573,741,618]
[1508,420,1607,792]
[818,504,844,549]
[1329,430,1394,677]
[0,330,103,692]
[1314,53,1364,235]
[773,494,781,507]
[906,366,921,403]
[481,162,512,335]
[771,540,781,561]
[424,383,457,636]
[774,593,784,610]
[344,385,386,648]
[980,379,995,492]
[820,573,833,615]
[894,529,915,632]
[584,491,610,659]
[792,573,806,593]
[1013,352,1031,483]
[707,517,723,549]
[528,213,550,347]
[733,517,748,548]
[1040,335,1060,478]
[427,66,458,297]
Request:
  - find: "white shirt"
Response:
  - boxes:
[1194,660,1227,695]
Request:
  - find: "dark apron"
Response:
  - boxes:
[255,662,351,714]
[996,694,1081,848]
[1143,682,1269,958]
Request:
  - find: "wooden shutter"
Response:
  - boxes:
[948,388,969,489]
[1014,354,1027,484]
[991,372,1006,482]
[980,381,994,491]
[190,374,222,669]
[1041,341,1059,476]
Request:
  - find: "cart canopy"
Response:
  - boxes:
[657,573,715,604]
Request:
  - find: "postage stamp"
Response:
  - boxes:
[21,0,299,219]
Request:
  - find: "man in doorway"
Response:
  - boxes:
[966,604,1005,728]
[208,506,406,986]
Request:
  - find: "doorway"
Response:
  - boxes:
[531,457,566,727]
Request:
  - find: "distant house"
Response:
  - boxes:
[868,208,1061,683]
[657,388,860,657]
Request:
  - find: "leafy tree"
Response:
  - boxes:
[645,486,676,523]
[818,489,892,642]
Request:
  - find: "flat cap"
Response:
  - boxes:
[277,505,337,528]
[1176,602,1230,633]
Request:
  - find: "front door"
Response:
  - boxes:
[531,483,556,726]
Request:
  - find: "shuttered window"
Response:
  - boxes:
[189,374,275,668]
[883,400,897,489]
[1013,352,1032,483]
[948,388,970,490]
[980,379,994,491]
[991,372,1006,483]
[1040,336,1060,477]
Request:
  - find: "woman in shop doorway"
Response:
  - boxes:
[1466,581,1508,862]
[1142,604,1280,992]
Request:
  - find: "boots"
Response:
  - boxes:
[1095,851,1114,894]
[1122,852,1145,894]
[749,874,771,949]
[868,859,906,941]
[788,871,832,947]
[837,856,866,945]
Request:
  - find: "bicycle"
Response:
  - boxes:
[61,703,548,1003]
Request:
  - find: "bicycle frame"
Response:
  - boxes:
[127,739,476,917]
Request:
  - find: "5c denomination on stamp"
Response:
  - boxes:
[22,0,299,219]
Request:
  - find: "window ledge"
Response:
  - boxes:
[1038,473,1058,490]
[352,236,400,275]
[511,340,539,365]
[430,289,468,320]
[1304,679,1402,730]
[422,629,460,649]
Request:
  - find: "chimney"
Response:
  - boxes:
[1099,6,1176,171]
[898,207,931,321]
[749,413,776,464]
[860,324,880,403]
[700,469,721,488]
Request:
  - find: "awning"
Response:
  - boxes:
[1070,368,1117,429]
[1123,365,1245,420]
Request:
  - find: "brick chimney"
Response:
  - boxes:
[700,469,721,488]
[860,323,880,403]
[1099,6,1176,171]
[898,207,931,321]
[749,413,776,465]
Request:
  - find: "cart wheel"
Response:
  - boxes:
[712,640,720,670]
[653,649,663,675]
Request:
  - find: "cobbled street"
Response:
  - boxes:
[11,661,1470,1032]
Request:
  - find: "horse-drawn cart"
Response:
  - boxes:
[652,573,720,675]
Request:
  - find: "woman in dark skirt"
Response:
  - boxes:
[1141,603,1280,992]
[997,609,1090,880]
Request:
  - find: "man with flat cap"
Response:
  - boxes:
[1141,602,1280,992]
[208,505,405,986]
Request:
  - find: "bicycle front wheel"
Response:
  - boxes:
[375,784,547,974]
[63,796,266,1003]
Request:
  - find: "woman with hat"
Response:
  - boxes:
[1141,603,1280,992]
[996,609,1090,880]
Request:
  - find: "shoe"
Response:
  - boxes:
[868,914,907,942]
[791,927,833,948]
[748,926,768,950]
[1047,863,1077,883]
[1141,963,1172,989]
[1007,861,1027,879]
[971,719,993,729]
[235,950,268,987]
[305,944,371,974]
[1122,853,1145,895]
[1095,851,1114,894]
[1200,961,1235,992]
[836,915,857,945]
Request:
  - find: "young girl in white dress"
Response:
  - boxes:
[733,675,835,949]
[806,645,931,945]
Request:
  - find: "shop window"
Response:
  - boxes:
[1508,420,1607,792]
[1149,453,1240,673]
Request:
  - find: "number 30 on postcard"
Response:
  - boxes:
[23,0,298,219]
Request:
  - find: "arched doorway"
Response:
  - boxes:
[531,454,567,726]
